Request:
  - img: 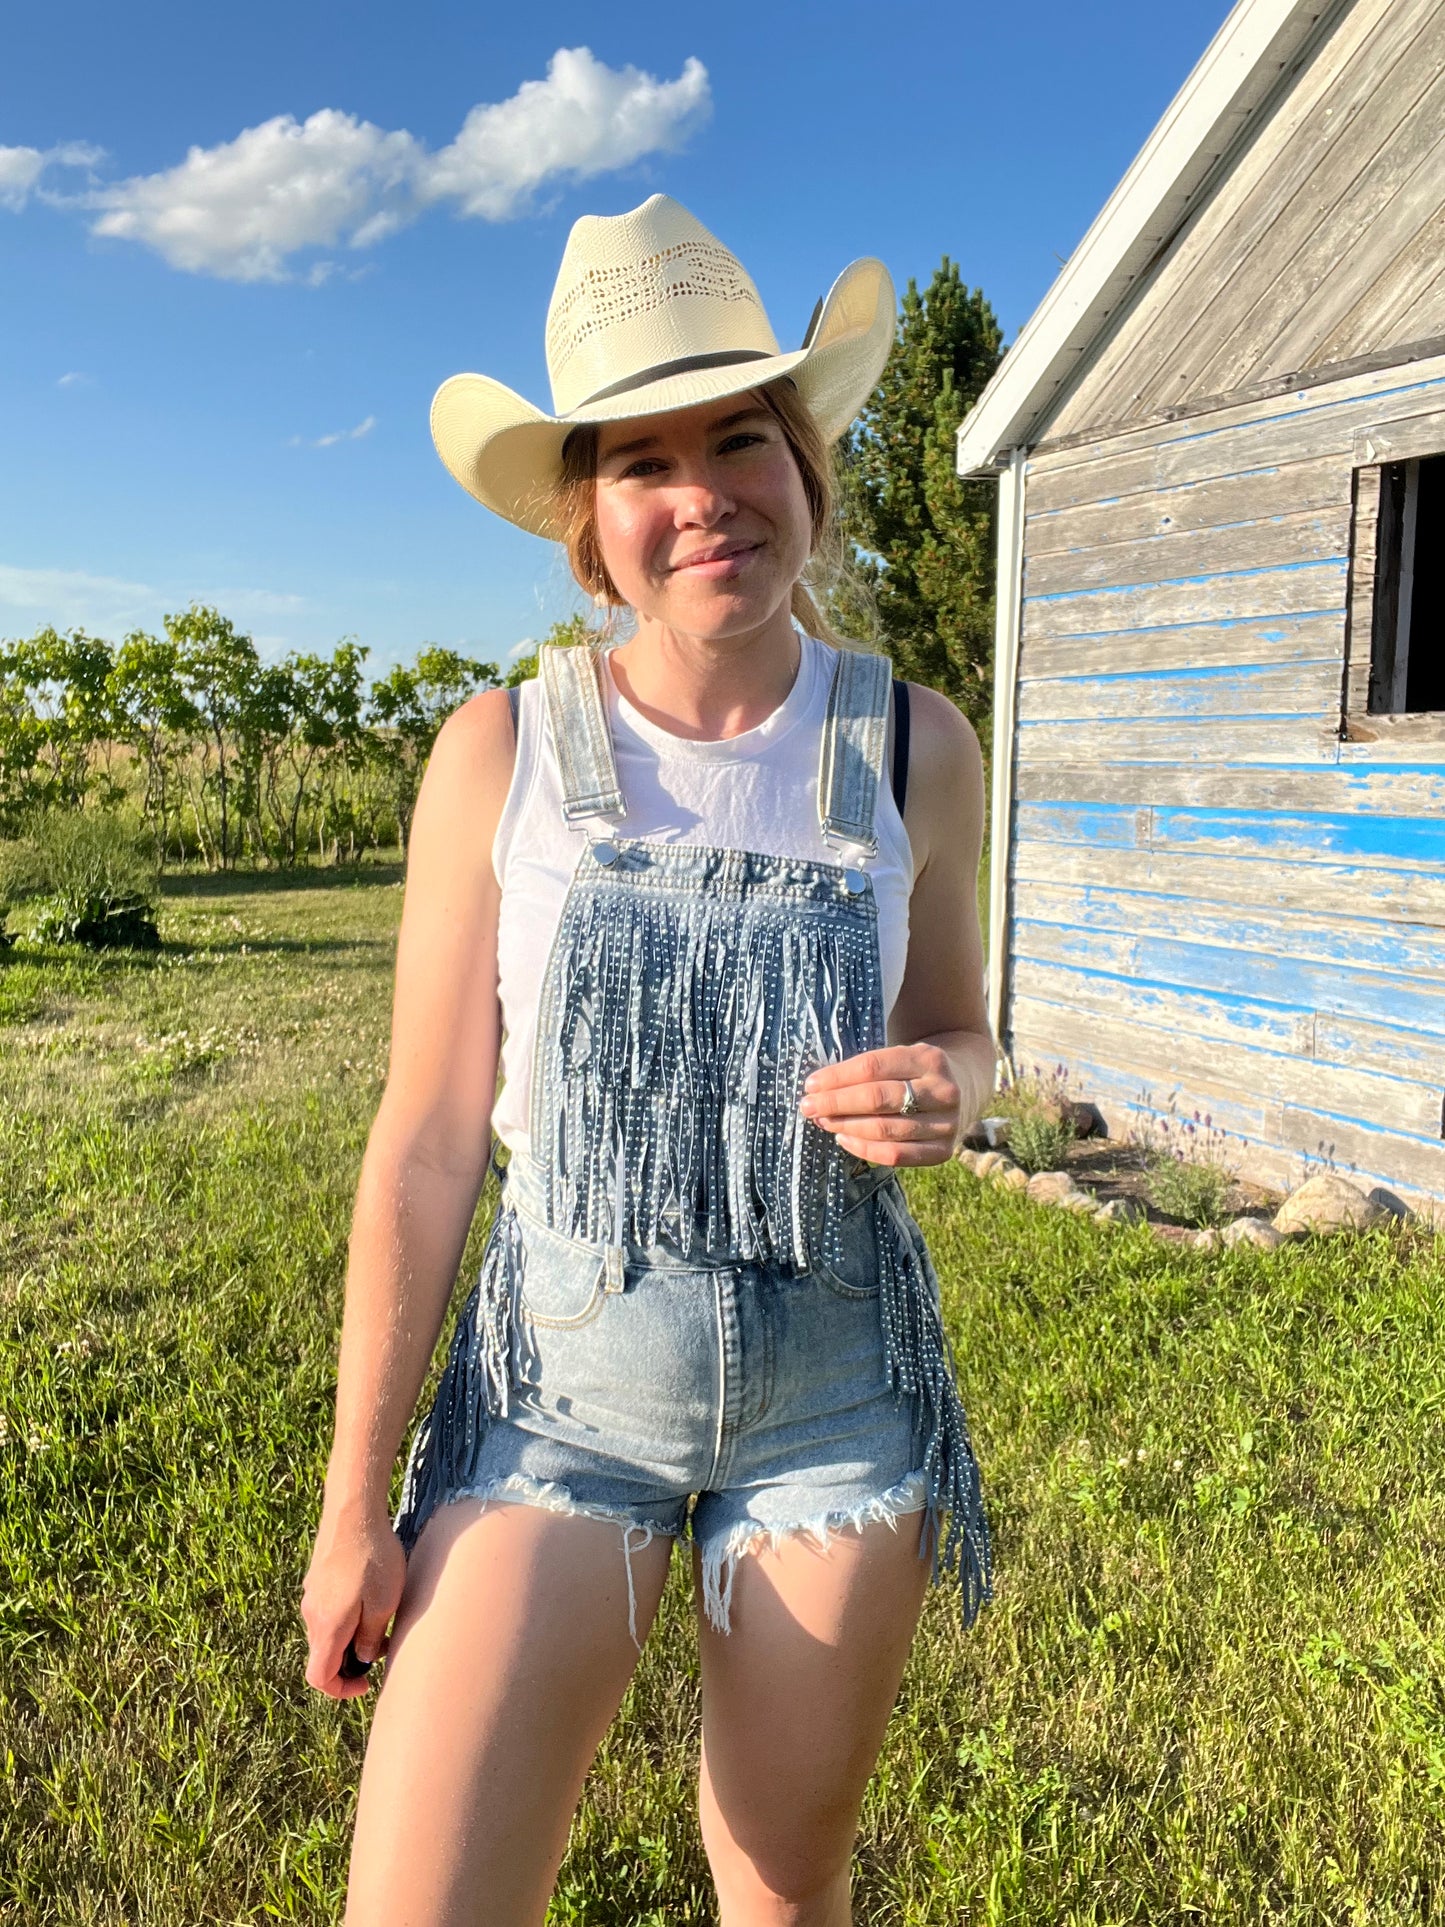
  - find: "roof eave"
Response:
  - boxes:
[955,0,1335,478]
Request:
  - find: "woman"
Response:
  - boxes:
[302,193,996,1925]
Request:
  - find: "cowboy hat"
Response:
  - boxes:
[430,193,895,538]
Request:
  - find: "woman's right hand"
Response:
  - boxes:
[301,1497,408,1700]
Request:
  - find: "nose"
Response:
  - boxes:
[670,460,735,529]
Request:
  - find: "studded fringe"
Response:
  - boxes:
[534,877,882,1271]
[393,1204,523,1554]
[875,1182,993,1628]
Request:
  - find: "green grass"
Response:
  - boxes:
[3,866,1443,1924]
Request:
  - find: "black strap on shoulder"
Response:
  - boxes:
[890,677,910,818]
[506,683,520,737]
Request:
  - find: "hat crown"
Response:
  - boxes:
[544,195,780,416]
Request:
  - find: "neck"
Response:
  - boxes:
[607,606,803,741]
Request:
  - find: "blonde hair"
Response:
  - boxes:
[553,377,872,649]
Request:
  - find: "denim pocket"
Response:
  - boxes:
[513,1203,608,1329]
[812,1194,882,1300]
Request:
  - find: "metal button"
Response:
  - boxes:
[591,839,619,866]
[843,868,868,895]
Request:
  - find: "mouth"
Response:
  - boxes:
[668,540,763,577]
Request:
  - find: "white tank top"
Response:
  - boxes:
[490,633,915,1157]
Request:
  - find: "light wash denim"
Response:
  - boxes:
[395,641,992,1645]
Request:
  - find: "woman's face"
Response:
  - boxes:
[591,392,813,640]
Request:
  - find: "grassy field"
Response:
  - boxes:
[2,864,1443,1925]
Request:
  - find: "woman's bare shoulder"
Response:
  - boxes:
[897,681,984,868]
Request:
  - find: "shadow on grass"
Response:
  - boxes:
[158,860,405,901]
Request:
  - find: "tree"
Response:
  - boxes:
[366,646,498,856]
[835,259,1004,727]
[109,629,198,860]
[164,605,261,869]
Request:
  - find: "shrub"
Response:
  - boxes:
[1132,1102,1241,1228]
[1007,1110,1077,1175]
[994,1060,1080,1173]
[2,810,161,950]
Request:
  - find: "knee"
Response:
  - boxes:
[701,1796,854,1922]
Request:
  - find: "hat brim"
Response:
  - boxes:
[430,257,895,538]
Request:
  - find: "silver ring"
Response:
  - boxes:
[898,1079,919,1118]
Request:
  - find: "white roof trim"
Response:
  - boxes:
[955,0,1335,476]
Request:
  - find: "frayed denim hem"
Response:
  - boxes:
[431,1473,678,1653]
[696,1465,933,1638]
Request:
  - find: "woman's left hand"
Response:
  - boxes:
[797,1044,961,1167]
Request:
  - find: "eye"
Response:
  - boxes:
[719,431,767,454]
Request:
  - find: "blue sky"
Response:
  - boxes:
[2,0,1232,675]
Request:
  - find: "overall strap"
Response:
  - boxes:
[818,647,893,858]
[538,643,625,826]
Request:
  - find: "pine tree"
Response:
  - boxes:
[835,260,1004,727]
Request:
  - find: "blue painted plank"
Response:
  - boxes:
[1012,916,1445,1036]
[1017,800,1445,863]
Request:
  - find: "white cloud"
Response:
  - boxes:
[89,111,423,282]
[0,140,104,210]
[420,48,710,220]
[288,414,376,449]
[0,145,44,210]
[0,564,306,639]
[57,370,92,388]
[66,48,709,282]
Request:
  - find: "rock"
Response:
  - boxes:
[1094,1197,1146,1225]
[1063,1099,1105,1139]
[1191,1227,1224,1251]
[1366,1186,1411,1219]
[955,1147,980,1171]
[1026,1170,1095,1211]
[974,1151,1009,1178]
[1221,1216,1286,1251]
[994,1162,1030,1191]
[1274,1173,1389,1237]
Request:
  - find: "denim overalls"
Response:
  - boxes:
[395,641,992,1646]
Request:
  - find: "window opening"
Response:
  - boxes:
[1371,453,1444,713]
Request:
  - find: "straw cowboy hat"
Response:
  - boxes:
[430,193,896,538]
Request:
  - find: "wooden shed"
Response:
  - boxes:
[957,0,1445,1212]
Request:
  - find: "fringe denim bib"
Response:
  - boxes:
[395,641,992,1630]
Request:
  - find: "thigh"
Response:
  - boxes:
[691,1509,931,1909]
[346,1497,674,1927]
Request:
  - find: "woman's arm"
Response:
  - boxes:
[798,682,999,1162]
[301,685,516,1698]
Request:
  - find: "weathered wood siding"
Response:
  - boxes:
[1007,355,1445,1208]
[1043,0,1445,446]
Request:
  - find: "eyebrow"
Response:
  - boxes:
[600,406,773,462]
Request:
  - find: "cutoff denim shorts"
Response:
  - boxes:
[433,1150,934,1646]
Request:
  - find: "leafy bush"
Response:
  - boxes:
[1007,1110,1077,1175]
[2,810,161,950]
[1133,1103,1242,1228]
[994,1060,1080,1173]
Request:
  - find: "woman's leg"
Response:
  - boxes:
[692,1510,932,1927]
[346,1496,675,1927]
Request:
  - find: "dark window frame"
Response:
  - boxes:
[1343,411,1445,746]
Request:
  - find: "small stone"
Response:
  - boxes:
[1221,1216,1286,1251]
[1191,1227,1224,1251]
[955,1147,980,1171]
[974,1150,1009,1178]
[1026,1170,1095,1211]
[995,1163,1031,1191]
[1366,1186,1411,1219]
[1274,1173,1389,1237]
[1094,1197,1146,1225]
